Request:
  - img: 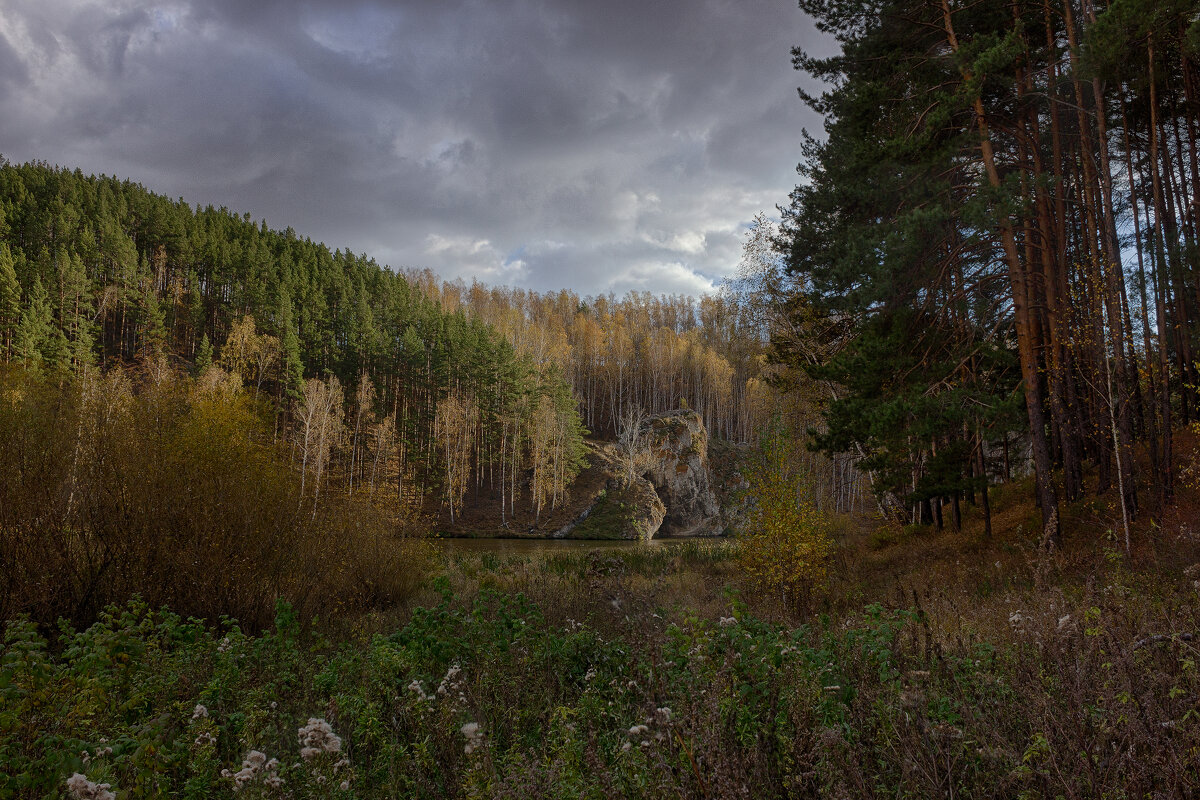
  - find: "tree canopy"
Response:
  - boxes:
[781,0,1200,544]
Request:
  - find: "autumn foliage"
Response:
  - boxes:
[735,422,833,603]
[0,363,429,629]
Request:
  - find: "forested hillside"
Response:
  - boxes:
[0,161,839,528]
[781,0,1200,546]
[0,160,595,526]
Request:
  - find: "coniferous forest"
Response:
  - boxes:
[781,0,1200,548]
[0,159,592,524]
[9,1,1200,797]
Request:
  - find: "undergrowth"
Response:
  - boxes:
[5,544,1200,798]
[9,430,1200,797]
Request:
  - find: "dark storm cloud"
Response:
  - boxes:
[0,30,29,100]
[0,0,829,296]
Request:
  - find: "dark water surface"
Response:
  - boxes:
[435,537,714,554]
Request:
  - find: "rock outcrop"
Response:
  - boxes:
[554,469,666,541]
[640,410,722,536]
[560,408,722,540]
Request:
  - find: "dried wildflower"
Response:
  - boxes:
[437,664,462,696]
[461,721,484,755]
[66,773,115,800]
[436,662,463,700]
[228,748,284,793]
[407,679,434,702]
[192,704,208,719]
[340,780,350,791]
[194,731,216,747]
[718,616,737,627]
[232,758,259,788]
[298,718,342,759]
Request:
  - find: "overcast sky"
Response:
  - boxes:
[0,0,830,297]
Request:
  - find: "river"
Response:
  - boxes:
[435,537,723,555]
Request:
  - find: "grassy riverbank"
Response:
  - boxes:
[6,524,1200,798]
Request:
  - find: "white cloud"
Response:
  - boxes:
[613,261,717,296]
[422,233,528,282]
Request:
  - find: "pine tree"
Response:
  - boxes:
[44,326,71,374]
[14,276,52,369]
[60,251,94,370]
[0,244,19,362]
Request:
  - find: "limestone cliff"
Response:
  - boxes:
[562,408,722,540]
[640,409,722,536]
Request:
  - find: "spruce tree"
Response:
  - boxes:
[194,334,214,375]
[140,282,167,356]
[278,289,304,401]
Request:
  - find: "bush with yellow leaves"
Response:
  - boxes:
[735,421,832,605]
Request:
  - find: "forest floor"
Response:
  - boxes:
[826,423,1200,620]
[8,437,1200,797]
